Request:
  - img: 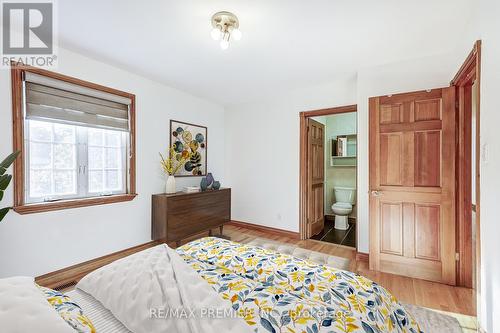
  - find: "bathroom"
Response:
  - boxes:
[311,111,357,248]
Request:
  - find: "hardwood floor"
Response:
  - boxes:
[214,224,476,318]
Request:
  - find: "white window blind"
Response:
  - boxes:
[24,72,131,131]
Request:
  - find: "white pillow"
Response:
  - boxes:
[0,276,75,333]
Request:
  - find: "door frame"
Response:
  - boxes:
[451,41,481,289]
[299,104,357,241]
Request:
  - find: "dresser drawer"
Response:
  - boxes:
[151,188,231,243]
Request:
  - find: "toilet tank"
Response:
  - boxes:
[334,187,356,204]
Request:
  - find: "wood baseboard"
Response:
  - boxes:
[35,240,161,290]
[356,252,369,262]
[227,220,300,240]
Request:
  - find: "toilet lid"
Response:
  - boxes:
[333,202,352,209]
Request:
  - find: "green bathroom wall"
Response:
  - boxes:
[324,112,357,218]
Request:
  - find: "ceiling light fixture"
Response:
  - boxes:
[210,11,241,50]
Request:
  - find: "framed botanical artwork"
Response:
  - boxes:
[169,120,207,176]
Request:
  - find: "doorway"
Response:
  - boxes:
[299,105,357,249]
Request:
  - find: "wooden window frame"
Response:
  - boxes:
[11,62,137,214]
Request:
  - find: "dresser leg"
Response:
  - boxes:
[209,229,213,237]
[176,241,180,247]
[219,225,223,235]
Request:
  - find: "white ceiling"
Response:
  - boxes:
[58,0,474,106]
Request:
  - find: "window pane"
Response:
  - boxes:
[105,131,121,147]
[87,128,125,194]
[54,171,76,195]
[88,128,104,146]
[30,142,52,169]
[105,148,121,169]
[29,120,52,142]
[88,147,103,169]
[53,143,75,169]
[89,170,103,193]
[27,120,79,201]
[105,170,121,190]
[53,124,75,143]
[30,170,51,197]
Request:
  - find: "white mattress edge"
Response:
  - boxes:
[67,289,131,333]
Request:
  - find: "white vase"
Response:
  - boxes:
[165,175,176,194]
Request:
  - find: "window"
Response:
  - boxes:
[11,63,136,214]
[26,121,128,203]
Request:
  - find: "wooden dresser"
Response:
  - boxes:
[151,188,231,245]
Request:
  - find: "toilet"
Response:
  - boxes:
[331,187,356,230]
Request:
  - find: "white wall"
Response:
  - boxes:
[0,48,225,278]
[225,76,357,232]
[477,0,500,331]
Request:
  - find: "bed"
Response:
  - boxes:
[175,237,421,333]
[1,237,422,333]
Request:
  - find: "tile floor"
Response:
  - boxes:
[311,215,356,247]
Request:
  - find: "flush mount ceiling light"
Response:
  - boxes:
[210,11,242,50]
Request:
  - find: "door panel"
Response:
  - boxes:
[311,140,323,180]
[380,202,403,255]
[307,119,324,237]
[415,204,441,261]
[380,133,403,186]
[402,132,415,187]
[414,131,441,187]
[415,99,442,121]
[369,88,456,285]
[380,104,403,124]
[402,202,415,258]
[311,185,323,235]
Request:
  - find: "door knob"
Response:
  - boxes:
[371,190,382,197]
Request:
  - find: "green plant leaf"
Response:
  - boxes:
[0,207,10,222]
[0,174,12,191]
[0,190,3,201]
[0,151,20,176]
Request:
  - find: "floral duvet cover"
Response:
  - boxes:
[176,237,422,333]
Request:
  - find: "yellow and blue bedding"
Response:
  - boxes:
[177,237,421,333]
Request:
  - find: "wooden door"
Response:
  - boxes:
[307,119,325,237]
[369,88,456,285]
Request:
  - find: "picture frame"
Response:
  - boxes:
[169,120,207,177]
